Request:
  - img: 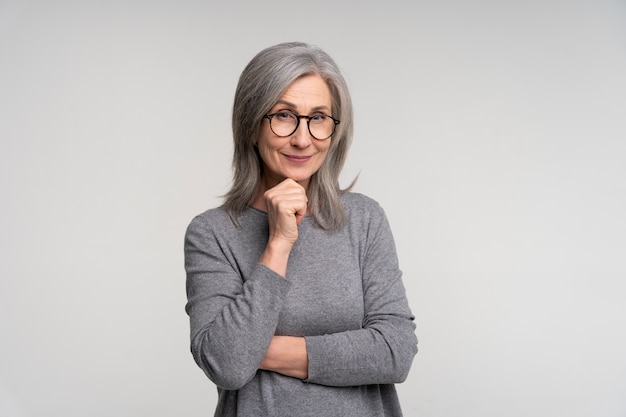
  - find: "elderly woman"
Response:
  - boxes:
[184,41,417,417]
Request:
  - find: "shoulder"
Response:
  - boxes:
[185,205,267,239]
[341,192,389,228]
[186,206,242,239]
[186,206,229,232]
[341,192,385,216]
[340,192,397,257]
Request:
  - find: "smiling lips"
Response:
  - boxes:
[283,154,313,163]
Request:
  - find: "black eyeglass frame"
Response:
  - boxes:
[263,111,340,140]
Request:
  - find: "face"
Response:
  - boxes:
[256,74,333,191]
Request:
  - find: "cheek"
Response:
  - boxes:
[257,141,280,165]
[318,142,332,159]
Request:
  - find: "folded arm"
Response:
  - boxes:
[185,216,292,390]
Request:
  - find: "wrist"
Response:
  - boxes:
[260,336,309,380]
[259,237,293,277]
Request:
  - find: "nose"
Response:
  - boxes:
[290,118,313,148]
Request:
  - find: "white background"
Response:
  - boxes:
[1,1,625,416]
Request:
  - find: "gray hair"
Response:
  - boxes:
[222,41,355,230]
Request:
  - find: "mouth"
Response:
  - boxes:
[283,154,313,163]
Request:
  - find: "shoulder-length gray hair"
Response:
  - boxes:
[222,41,355,231]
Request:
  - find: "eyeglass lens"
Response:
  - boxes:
[269,112,336,140]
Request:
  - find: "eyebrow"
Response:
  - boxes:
[273,99,332,113]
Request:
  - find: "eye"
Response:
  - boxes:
[309,114,329,123]
[275,111,296,121]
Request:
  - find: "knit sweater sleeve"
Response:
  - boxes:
[184,211,292,390]
[304,200,417,386]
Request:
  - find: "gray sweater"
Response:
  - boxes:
[184,192,417,417]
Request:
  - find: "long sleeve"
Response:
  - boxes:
[184,210,292,390]
[304,198,418,387]
[184,196,417,417]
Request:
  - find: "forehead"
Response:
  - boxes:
[277,74,332,109]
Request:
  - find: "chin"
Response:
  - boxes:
[283,170,315,183]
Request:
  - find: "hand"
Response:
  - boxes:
[258,179,307,276]
[264,179,308,246]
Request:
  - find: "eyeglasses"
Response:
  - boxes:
[264,110,340,140]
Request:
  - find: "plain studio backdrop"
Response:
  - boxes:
[1,1,625,416]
